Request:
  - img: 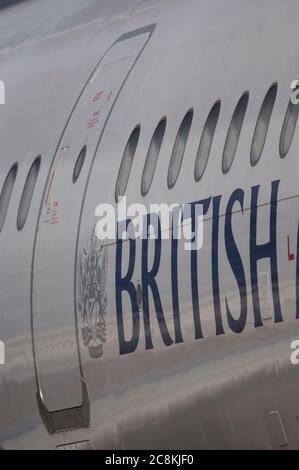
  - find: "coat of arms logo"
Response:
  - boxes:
[77,229,108,359]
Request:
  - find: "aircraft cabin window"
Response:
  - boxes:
[195,101,221,182]
[73,145,87,183]
[17,156,41,231]
[0,163,18,233]
[167,109,193,189]
[115,126,140,202]
[141,118,167,196]
[222,93,249,174]
[279,94,299,158]
[251,83,277,166]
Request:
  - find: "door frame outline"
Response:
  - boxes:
[30,23,156,433]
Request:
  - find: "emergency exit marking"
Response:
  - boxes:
[287,235,295,262]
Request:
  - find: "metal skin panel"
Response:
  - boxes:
[0,0,299,450]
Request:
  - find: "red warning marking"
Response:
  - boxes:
[288,236,295,261]
[107,90,113,102]
[93,91,103,103]
[86,116,100,129]
[86,109,101,128]
[43,200,59,224]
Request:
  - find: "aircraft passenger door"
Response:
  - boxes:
[32,25,155,434]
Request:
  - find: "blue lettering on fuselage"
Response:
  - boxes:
[250,180,282,326]
[142,213,173,349]
[116,180,283,355]
[225,188,247,334]
[190,197,211,340]
[116,219,139,355]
